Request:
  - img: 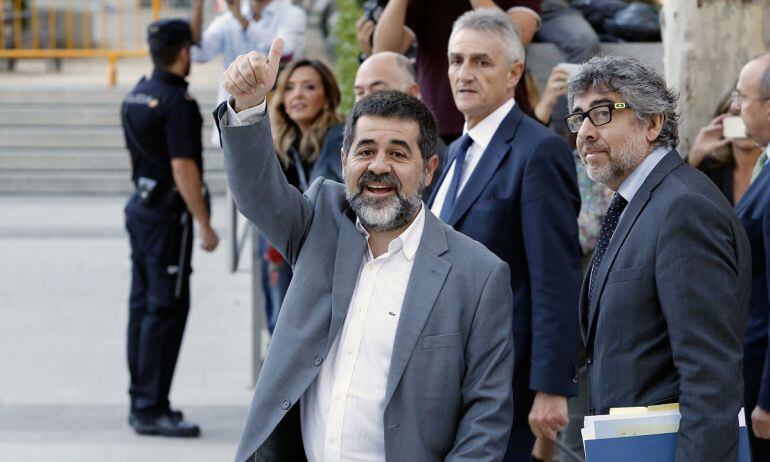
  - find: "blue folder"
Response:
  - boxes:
[584,426,751,461]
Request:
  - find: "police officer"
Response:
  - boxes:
[122,18,219,437]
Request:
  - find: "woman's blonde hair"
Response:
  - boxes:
[269,59,342,167]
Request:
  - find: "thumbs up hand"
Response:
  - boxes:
[223,38,284,112]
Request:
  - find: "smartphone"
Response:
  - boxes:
[723,116,747,139]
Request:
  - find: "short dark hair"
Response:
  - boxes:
[150,43,188,70]
[342,90,437,162]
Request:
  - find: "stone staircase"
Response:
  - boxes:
[0,42,662,196]
[0,86,226,195]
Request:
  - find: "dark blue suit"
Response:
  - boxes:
[428,104,582,461]
[737,160,770,460]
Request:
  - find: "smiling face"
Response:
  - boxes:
[573,88,660,190]
[283,65,328,133]
[342,116,438,232]
[447,28,523,129]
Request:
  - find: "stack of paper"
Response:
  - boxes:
[581,405,751,461]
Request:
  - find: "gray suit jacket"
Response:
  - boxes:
[580,150,751,461]
[216,103,515,462]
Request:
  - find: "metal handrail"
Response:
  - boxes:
[0,0,163,85]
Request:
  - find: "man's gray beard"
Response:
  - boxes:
[586,131,648,187]
[346,172,425,233]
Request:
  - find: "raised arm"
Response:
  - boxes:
[469,0,539,46]
[218,40,314,263]
[372,0,415,54]
[190,0,203,44]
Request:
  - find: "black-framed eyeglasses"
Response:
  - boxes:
[731,89,770,104]
[564,102,631,133]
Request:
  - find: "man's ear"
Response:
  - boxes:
[646,113,665,144]
[408,83,421,99]
[422,154,439,188]
[340,148,348,177]
[508,61,525,91]
[179,45,190,64]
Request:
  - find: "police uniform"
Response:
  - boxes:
[122,19,203,437]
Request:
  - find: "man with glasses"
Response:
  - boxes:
[734,52,770,460]
[568,55,751,462]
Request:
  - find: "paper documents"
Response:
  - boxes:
[582,405,750,462]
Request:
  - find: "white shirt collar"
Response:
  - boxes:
[355,204,426,261]
[464,98,515,150]
[617,145,671,203]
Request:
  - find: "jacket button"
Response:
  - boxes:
[586,357,593,365]
[571,376,579,384]
[281,400,290,410]
[314,356,323,366]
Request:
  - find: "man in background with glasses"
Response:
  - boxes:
[568,55,750,462]
[734,52,770,460]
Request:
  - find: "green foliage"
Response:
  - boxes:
[333,0,364,116]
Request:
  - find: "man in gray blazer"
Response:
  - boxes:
[566,55,751,461]
[218,39,514,462]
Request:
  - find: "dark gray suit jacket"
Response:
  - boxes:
[216,104,515,462]
[580,150,751,461]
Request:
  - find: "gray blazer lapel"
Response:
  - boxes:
[328,210,367,351]
[384,211,451,406]
[586,150,683,343]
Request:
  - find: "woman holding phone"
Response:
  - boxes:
[689,87,763,205]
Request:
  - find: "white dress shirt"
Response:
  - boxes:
[300,206,426,462]
[616,145,670,221]
[193,0,306,144]
[430,98,516,219]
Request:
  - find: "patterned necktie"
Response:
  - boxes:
[751,149,768,183]
[587,192,628,312]
[439,134,474,222]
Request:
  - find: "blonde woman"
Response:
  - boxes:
[263,59,343,332]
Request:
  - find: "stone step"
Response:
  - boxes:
[0,148,225,171]
[0,87,219,106]
[0,127,216,148]
[0,107,218,127]
[0,170,228,195]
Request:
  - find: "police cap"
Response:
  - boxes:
[147,19,192,51]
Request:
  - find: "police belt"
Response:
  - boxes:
[135,176,185,209]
